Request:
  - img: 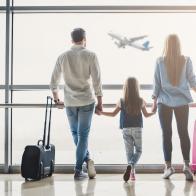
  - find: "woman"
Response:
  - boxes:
[152,34,196,181]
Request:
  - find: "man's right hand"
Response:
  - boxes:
[55,100,64,109]
[95,96,103,115]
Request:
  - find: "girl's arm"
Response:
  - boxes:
[141,100,155,118]
[100,105,121,117]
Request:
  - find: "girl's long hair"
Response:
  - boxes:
[123,77,142,115]
[163,34,185,86]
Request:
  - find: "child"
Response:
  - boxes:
[97,77,155,182]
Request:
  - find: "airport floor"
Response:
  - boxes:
[0,173,196,196]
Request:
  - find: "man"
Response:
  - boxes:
[50,28,103,180]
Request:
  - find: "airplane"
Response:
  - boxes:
[108,32,153,51]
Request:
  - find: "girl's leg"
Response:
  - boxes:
[122,129,134,182]
[131,127,142,167]
[122,129,134,165]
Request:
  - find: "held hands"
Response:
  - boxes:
[151,102,157,113]
[95,108,102,115]
[95,103,103,115]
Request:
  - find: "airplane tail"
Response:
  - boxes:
[143,41,150,49]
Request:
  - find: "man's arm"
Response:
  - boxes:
[50,56,64,109]
[90,53,103,112]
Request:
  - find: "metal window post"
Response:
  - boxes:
[4,0,11,173]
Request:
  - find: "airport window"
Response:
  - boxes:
[11,12,196,164]
[1,4,196,170]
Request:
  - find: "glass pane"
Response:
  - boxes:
[0,108,5,164]
[0,0,6,6]
[13,0,196,6]
[13,13,196,85]
[11,103,196,164]
[0,14,5,85]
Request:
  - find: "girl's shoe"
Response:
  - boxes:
[130,171,136,181]
[123,165,131,182]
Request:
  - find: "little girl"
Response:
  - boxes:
[98,77,155,182]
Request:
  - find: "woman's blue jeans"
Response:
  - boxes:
[66,103,95,172]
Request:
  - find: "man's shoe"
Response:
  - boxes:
[123,165,131,182]
[74,171,88,180]
[86,159,96,179]
[162,167,175,179]
[183,165,193,181]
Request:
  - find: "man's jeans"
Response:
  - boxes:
[66,103,95,172]
[158,103,190,162]
[122,127,142,166]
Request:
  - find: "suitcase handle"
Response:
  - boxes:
[43,96,53,149]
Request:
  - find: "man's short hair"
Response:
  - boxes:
[71,28,86,43]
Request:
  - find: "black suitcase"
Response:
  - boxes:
[21,96,55,180]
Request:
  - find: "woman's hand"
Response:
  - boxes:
[152,102,157,113]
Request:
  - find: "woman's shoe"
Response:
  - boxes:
[183,165,193,181]
[162,167,175,179]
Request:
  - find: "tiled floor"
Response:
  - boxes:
[0,174,196,196]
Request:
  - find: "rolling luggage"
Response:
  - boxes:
[21,96,55,180]
[191,120,196,175]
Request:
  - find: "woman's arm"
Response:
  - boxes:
[100,106,121,117]
[152,59,161,99]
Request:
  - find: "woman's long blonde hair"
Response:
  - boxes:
[163,34,185,86]
[123,77,142,115]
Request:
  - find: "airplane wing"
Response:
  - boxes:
[129,35,148,42]
[108,32,123,41]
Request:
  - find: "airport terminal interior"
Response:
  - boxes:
[1,0,196,195]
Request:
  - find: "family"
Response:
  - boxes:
[50,28,196,181]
